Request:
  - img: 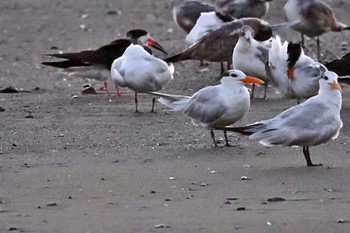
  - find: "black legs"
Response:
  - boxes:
[302,146,322,167]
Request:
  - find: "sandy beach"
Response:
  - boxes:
[1,0,350,232]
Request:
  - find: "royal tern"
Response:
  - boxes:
[165,18,273,69]
[217,0,273,19]
[259,37,326,101]
[42,29,167,96]
[151,69,264,147]
[186,11,234,45]
[284,0,350,60]
[232,25,272,98]
[111,44,174,112]
[216,71,342,166]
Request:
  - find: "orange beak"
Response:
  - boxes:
[287,68,294,80]
[146,37,167,54]
[329,81,342,92]
[242,76,265,85]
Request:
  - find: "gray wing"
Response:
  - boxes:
[126,56,173,92]
[146,57,173,91]
[184,86,226,125]
[250,101,341,146]
[111,57,127,87]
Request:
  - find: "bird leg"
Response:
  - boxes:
[135,92,139,113]
[199,60,209,66]
[227,60,232,70]
[224,130,233,147]
[115,85,121,97]
[104,80,111,97]
[220,62,225,74]
[302,146,322,167]
[250,84,256,99]
[263,82,268,99]
[210,130,218,147]
[301,33,305,48]
[316,36,320,61]
[150,97,156,113]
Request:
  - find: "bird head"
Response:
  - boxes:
[126,29,167,54]
[222,69,264,85]
[240,25,255,41]
[319,71,342,93]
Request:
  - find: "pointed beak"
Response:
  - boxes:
[329,81,342,92]
[147,38,167,55]
[242,76,264,85]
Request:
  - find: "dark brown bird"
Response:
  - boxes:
[325,52,350,77]
[217,0,273,19]
[284,0,350,60]
[172,0,273,35]
[325,52,350,86]
[165,18,273,66]
[42,29,167,96]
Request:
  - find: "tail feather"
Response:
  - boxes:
[215,123,265,136]
[45,52,83,60]
[265,37,291,95]
[41,60,88,68]
[148,91,190,111]
[167,62,175,75]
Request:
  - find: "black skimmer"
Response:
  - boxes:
[258,37,327,102]
[325,52,350,77]
[42,29,167,96]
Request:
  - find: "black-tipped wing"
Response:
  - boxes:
[215,123,264,136]
[41,60,90,68]
[43,39,132,70]
[325,52,350,76]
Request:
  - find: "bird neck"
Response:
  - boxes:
[318,87,342,109]
[220,78,242,89]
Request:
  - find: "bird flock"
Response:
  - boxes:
[42,0,350,167]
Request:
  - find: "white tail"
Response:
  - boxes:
[149,92,191,111]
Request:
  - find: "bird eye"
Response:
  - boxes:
[324,76,328,80]
[231,73,238,77]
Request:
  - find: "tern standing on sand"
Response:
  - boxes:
[217,71,342,166]
[151,69,264,147]
[232,25,271,98]
[111,44,174,112]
